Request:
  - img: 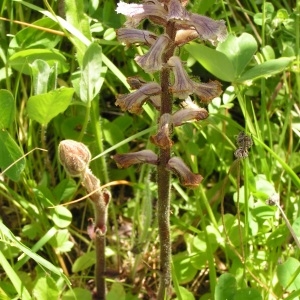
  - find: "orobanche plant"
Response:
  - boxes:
[114,0,227,298]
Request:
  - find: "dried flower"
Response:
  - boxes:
[115,82,161,114]
[135,34,170,73]
[150,113,173,149]
[116,28,157,47]
[166,157,203,188]
[236,132,253,149]
[116,0,167,28]
[113,150,158,168]
[58,140,91,177]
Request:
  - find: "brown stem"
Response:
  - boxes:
[83,171,110,300]
[157,22,176,299]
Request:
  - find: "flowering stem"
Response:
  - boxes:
[157,23,176,298]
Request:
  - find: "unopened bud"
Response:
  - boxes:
[58,140,91,177]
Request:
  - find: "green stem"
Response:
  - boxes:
[90,98,109,183]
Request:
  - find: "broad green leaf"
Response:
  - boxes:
[277,257,300,292]
[185,43,235,82]
[0,90,15,128]
[80,42,103,102]
[0,130,25,182]
[62,288,92,300]
[173,252,198,284]
[215,273,237,300]
[49,229,73,253]
[72,251,96,272]
[32,276,59,300]
[27,87,74,125]
[9,49,69,75]
[234,288,262,300]
[174,286,195,300]
[217,33,257,78]
[236,57,293,83]
[30,59,55,95]
[52,206,72,228]
[53,178,77,204]
[106,283,126,300]
[9,17,62,50]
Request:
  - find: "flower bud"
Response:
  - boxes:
[58,140,91,177]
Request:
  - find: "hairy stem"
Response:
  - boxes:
[157,22,176,299]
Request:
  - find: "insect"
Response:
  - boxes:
[234,131,253,159]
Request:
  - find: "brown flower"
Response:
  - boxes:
[115,82,161,114]
[135,34,170,73]
[113,150,158,168]
[166,157,203,188]
[150,113,173,149]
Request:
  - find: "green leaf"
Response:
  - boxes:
[72,251,96,272]
[292,217,300,238]
[277,257,300,292]
[9,17,62,50]
[236,57,293,83]
[62,288,92,300]
[106,283,126,300]
[9,49,69,75]
[32,276,59,300]
[49,229,73,253]
[0,130,25,182]
[30,59,55,95]
[234,288,262,300]
[0,90,15,129]
[173,252,198,284]
[215,273,237,300]
[217,33,258,78]
[0,251,31,300]
[0,221,70,283]
[185,43,235,82]
[174,286,195,300]
[64,0,92,64]
[80,42,103,102]
[27,87,74,125]
[51,206,72,228]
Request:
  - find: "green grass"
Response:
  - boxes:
[0,0,300,299]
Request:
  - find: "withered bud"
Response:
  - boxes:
[113,150,158,168]
[166,157,203,188]
[58,140,91,177]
